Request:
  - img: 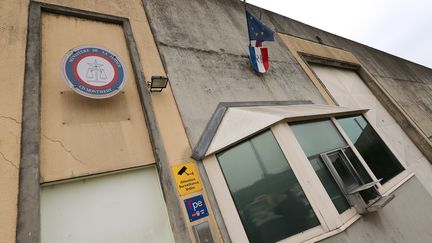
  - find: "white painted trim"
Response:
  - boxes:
[378,170,412,194]
[382,172,415,196]
[304,214,361,243]
[362,112,409,169]
[274,123,359,230]
[331,117,380,185]
[276,225,326,243]
[203,155,249,243]
[331,116,413,195]
[205,105,368,157]
[201,117,414,243]
[272,124,336,230]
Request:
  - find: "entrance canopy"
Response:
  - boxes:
[192,101,367,160]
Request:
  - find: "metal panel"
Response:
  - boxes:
[193,221,214,243]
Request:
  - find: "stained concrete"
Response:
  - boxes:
[321,177,432,243]
[141,0,432,242]
[263,6,432,142]
[143,0,432,147]
[142,0,327,146]
[17,2,192,243]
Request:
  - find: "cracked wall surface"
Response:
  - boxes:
[256,4,432,142]
[143,0,432,147]
[142,0,327,146]
[40,13,155,182]
[34,1,225,241]
[0,1,28,242]
[3,0,432,242]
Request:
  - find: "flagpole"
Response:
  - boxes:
[243,0,251,47]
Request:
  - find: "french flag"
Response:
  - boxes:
[245,9,274,74]
[249,42,269,73]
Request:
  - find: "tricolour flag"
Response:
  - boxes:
[249,45,269,73]
[245,9,275,73]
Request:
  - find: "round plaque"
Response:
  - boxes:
[61,45,127,99]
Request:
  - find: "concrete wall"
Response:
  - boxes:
[1,0,432,242]
[0,1,29,242]
[142,0,327,146]
[142,0,432,242]
[261,6,432,143]
[143,0,432,148]
[321,177,432,243]
[1,0,223,242]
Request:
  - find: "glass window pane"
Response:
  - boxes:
[327,152,361,191]
[291,120,350,214]
[41,167,174,243]
[337,115,404,183]
[343,147,372,184]
[290,119,347,157]
[217,131,320,243]
[309,156,350,213]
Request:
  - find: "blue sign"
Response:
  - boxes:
[184,195,209,222]
[61,45,127,99]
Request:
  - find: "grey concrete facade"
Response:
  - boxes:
[143,0,432,148]
[142,0,432,242]
[321,177,432,243]
[142,0,327,146]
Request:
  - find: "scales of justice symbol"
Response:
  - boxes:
[85,59,108,84]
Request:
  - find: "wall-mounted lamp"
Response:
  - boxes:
[147,76,169,92]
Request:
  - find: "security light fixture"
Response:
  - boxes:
[147,76,169,92]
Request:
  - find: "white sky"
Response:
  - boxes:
[247,0,432,68]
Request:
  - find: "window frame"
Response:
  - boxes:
[331,116,412,195]
[202,111,414,243]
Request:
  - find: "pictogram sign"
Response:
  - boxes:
[172,162,203,196]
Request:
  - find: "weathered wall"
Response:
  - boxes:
[142,0,327,146]
[9,0,224,242]
[40,13,155,182]
[143,0,432,148]
[142,0,432,242]
[321,177,432,243]
[0,1,28,242]
[278,34,432,196]
[263,7,432,143]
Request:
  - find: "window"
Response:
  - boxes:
[290,119,383,210]
[290,119,352,214]
[290,116,400,214]
[337,115,404,183]
[211,114,404,242]
[198,103,410,243]
[41,167,174,243]
[217,130,320,243]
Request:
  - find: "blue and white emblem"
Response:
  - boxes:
[61,45,127,99]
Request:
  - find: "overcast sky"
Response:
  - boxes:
[247,0,432,68]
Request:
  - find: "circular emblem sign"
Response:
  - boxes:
[61,45,127,99]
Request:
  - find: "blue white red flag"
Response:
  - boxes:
[245,9,274,73]
[249,45,269,73]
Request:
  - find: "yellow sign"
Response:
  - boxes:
[172,162,203,196]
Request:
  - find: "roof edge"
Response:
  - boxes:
[191,100,313,161]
